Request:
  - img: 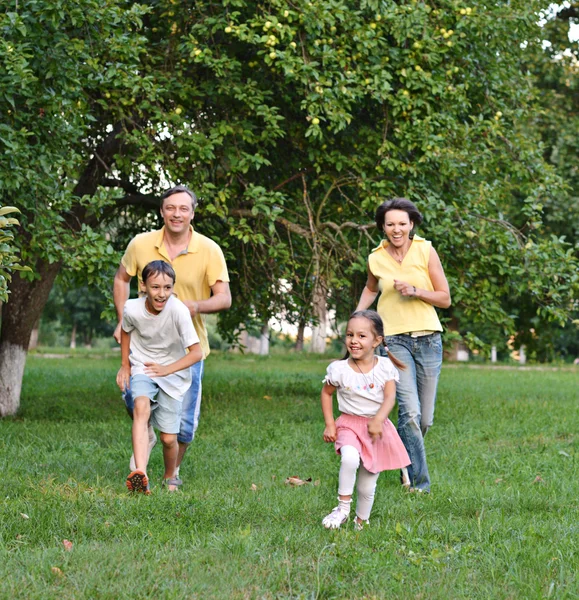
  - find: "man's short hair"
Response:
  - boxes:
[160,185,198,209]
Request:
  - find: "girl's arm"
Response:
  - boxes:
[116,328,131,391]
[143,343,203,378]
[393,247,451,308]
[368,379,396,441]
[355,267,379,311]
[321,382,338,442]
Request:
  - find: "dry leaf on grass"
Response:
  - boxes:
[285,476,312,486]
[51,567,64,577]
[251,483,258,491]
[494,478,503,484]
[263,395,272,400]
[62,539,73,551]
[20,513,29,519]
[533,476,544,484]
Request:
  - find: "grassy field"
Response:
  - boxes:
[0,353,577,599]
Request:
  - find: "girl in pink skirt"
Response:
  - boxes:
[321,310,410,530]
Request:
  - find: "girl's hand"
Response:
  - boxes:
[393,279,417,298]
[323,423,337,443]
[144,362,169,378]
[368,417,383,442]
[116,366,131,392]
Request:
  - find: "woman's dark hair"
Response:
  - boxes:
[343,310,406,370]
[375,197,423,232]
[141,260,176,284]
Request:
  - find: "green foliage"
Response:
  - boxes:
[1,354,578,597]
[1,0,578,350]
[0,206,31,301]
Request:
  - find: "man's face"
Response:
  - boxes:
[160,192,194,235]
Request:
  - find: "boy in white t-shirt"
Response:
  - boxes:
[116,260,202,494]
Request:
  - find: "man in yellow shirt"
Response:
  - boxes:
[113,185,231,485]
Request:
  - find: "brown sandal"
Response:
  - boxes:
[126,470,151,495]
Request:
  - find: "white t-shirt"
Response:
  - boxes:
[122,296,199,400]
[323,356,400,417]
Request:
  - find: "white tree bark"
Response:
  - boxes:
[310,278,327,354]
[0,343,27,417]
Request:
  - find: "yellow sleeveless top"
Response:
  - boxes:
[368,235,443,336]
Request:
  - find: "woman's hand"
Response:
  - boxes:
[144,362,169,378]
[393,279,418,298]
[116,365,131,392]
[323,423,337,443]
[368,417,383,442]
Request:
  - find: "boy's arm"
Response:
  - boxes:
[116,328,131,391]
[321,382,338,443]
[368,379,396,441]
[143,343,203,378]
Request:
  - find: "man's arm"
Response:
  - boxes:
[183,280,232,318]
[113,263,133,343]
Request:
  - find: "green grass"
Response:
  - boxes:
[1,354,578,599]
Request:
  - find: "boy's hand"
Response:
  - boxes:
[144,362,169,378]
[323,423,337,443]
[116,366,131,392]
[368,417,383,442]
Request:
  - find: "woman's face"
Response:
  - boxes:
[383,209,413,247]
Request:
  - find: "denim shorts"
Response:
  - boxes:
[129,374,183,435]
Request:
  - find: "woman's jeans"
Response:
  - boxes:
[385,333,442,492]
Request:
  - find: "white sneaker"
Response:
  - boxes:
[129,424,157,471]
[322,506,349,529]
[353,518,369,531]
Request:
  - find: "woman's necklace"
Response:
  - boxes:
[388,245,407,263]
[351,356,376,389]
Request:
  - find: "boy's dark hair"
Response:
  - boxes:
[141,260,176,284]
[375,197,423,232]
[160,185,198,209]
[344,309,406,370]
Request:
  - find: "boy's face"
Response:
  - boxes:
[141,272,174,315]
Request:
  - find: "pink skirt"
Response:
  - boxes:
[335,413,411,474]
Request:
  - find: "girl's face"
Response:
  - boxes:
[383,209,413,247]
[141,272,174,315]
[346,317,382,360]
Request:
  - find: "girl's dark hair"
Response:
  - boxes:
[141,260,176,284]
[343,309,406,370]
[375,198,423,232]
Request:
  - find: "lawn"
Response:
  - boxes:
[0,353,577,599]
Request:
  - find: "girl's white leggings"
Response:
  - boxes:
[337,445,380,521]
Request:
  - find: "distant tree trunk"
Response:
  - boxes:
[28,318,40,351]
[310,276,328,354]
[0,260,62,416]
[70,322,77,349]
[259,324,269,356]
[295,319,305,352]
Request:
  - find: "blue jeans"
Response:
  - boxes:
[124,361,205,444]
[385,333,442,492]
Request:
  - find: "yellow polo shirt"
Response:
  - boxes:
[368,235,442,336]
[121,226,229,358]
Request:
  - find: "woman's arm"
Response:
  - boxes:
[393,247,451,308]
[355,267,380,311]
[321,382,338,442]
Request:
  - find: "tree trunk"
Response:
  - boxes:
[295,319,305,352]
[259,324,269,356]
[310,276,328,354]
[28,318,40,350]
[70,322,77,349]
[0,259,62,416]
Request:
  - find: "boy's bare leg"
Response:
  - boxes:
[132,396,151,472]
[161,432,179,490]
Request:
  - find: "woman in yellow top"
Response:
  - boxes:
[356,198,451,492]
